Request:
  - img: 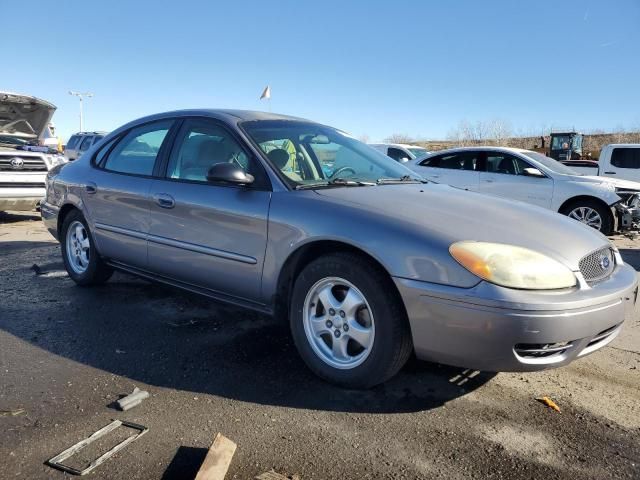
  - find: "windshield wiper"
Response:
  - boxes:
[295,177,376,190]
[376,175,427,185]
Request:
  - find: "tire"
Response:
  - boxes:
[289,252,412,388]
[560,199,614,235]
[61,209,113,286]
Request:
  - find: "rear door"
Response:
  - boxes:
[146,117,271,302]
[604,147,640,182]
[477,151,553,208]
[83,120,174,269]
[412,151,480,190]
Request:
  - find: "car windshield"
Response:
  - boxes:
[241,120,423,187]
[521,150,580,175]
[408,147,428,158]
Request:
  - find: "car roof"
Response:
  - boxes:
[421,146,530,158]
[370,143,426,149]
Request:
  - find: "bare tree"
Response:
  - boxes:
[384,133,414,144]
[358,133,370,144]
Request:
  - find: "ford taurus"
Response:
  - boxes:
[41,110,638,388]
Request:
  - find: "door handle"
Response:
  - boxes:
[85,182,97,194]
[484,179,494,183]
[153,193,175,209]
[604,171,616,174]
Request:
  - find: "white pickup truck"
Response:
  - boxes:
[565,144,640,182]
[0,92,67,212]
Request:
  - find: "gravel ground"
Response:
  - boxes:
[0,211,639,479]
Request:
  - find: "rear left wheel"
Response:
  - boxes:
[61,210,113,285]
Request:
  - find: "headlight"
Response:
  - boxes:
[45,155,67,168]
[449,241,576,290]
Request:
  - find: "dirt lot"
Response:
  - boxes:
[1,211,639,479]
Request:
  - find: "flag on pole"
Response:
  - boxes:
[259,85,271,100]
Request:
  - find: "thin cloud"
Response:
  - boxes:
[583,8,589,21]
[600,41,617,47]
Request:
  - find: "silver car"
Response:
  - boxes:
[41,110,638,388]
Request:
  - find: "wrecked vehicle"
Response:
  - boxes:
[408,147,640,234]
[0,92,67,212]
[41,110,638,388]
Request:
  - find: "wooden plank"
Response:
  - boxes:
[194,433,237,480]
[255,471,291,480]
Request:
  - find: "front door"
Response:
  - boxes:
[477,151,553,208]
[146,118,271,303]
[82,120,174,269]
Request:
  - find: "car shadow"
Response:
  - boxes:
[0,211,41,223]
[1,263,495,414]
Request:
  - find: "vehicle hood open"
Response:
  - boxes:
[315,183,611,271]
[0,92,56,140]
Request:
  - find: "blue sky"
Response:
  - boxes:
[4,0,639,142]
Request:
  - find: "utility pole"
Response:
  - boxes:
[68,91,93,132]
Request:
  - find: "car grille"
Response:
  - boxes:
[579,247,615,285]
[0,156,47,171]
[0,182,46,188]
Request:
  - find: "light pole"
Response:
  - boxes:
[68,91,93,132]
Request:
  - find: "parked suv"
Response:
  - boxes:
[0,92,66,211]
[64,132,107,161]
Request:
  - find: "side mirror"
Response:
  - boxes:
[523,167,544,178]
[206,162,254,185]
[399,157,410,163]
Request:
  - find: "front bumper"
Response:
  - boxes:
[0,189,45,211]
[394,263,638,372]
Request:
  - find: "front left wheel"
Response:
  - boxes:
[289,252,413,388]
[61,210,113,286]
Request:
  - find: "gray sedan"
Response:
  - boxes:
[41,110,638,388]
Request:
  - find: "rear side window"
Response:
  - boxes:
[102,121,172,176]
[611,148,640,169]
[92,135,104,145]
[420,152,478,170]
[79,136,94,152]
[66,135,80,149]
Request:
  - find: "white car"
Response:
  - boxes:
[369,143,429,162]
[0,92,67,212]
[408,146,640,234]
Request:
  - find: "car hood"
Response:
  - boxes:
[315,183,610,271]
[576,175,640,191]
[0,92,56,140]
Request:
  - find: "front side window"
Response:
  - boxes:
[102,121,172,176]
[485,152,532,175]
[611,148,640,169]
[241,120,419,187]
[388,147,409,161]
[551,135,571,150]
[166,119,252,182]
